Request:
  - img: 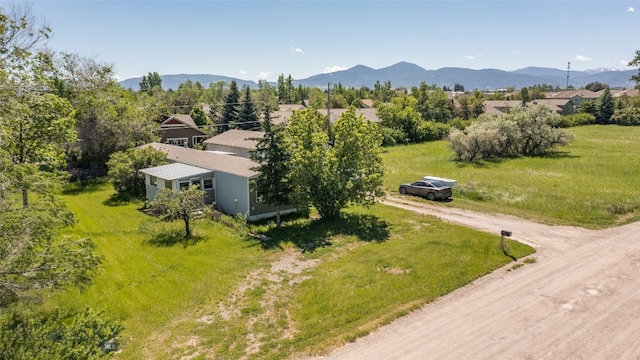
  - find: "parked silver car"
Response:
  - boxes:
[399,180,452,200]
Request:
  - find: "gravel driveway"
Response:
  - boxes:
[320,196,640,359]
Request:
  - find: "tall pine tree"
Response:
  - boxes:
[596,87,615,124]
[250,110,291,227]
[219,80,240,133]
[238,85,259,130]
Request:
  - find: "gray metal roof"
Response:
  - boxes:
[139,162,212,180]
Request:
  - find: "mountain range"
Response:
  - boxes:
[119,61,636,91]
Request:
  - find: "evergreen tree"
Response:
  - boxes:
[219,80,240,132]
[139,71,162,94]
[190,105,208,127]
[250,111,291,227]
[238,86,259,130]
[596,87,615,124]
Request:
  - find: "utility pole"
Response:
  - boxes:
[566,62,571,89]
[326,82,331,130]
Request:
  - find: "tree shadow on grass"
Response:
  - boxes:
[144,229,205,248]
[102,193,141,207]
[252,212,390,252]
[62,178,110,195]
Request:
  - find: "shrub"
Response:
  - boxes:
[612,107,640,126]
[416,121,450,142]
[449,104,575,161]
[558,113,596,127]
[107,146,167,198]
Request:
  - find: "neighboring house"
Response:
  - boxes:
[483,99,572,115]
[546,90,599,110]
[160,114,208,147]
[138,142,296,221]
[270,104,306,125]
[361,99,374,108]
[203,129,264,159]
[326,108,381,126]
[612,88,640,98]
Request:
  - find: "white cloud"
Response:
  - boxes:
[627,6,635,13]
[465,55,475,60]
[255,71,272,80]
[290,47,304,55]
[619,59,629,67]
[323,65,347,74]
[239,70,247,75]
[575,55,591,62]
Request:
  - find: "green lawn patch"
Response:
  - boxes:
[46,182,533,359]
[383,125,640,228]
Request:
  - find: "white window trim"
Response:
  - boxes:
[202,177,214,190]
[166,137,188,146]
[193,135,207,144]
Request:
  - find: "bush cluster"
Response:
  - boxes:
[449,104,575,162]
[612,107,640,126]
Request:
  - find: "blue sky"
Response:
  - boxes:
[26,0,640,81]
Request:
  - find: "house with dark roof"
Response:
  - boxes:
[138,142,296,221]
[160,114,208,147]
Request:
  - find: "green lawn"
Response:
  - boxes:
[383,125,640,228]
[48,181,532,359]
[44,124,639,358]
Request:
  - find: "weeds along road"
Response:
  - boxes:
[320,195,640,360]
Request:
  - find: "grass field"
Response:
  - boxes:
[383,125,640,228]
[44,124,638,358]
[47,181,533,359]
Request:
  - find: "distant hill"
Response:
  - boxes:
[119,74,258,92]
[119,63,636,91]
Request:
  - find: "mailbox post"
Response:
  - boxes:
[500,230,512,252]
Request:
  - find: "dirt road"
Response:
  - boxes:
[321,196,640,360]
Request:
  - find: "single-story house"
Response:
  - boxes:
[483,99,572,115]
[138,142,296,221]
[160,114,208,147]
[139,162,215,203]
[203,129,264,159]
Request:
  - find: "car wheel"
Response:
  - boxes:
[426,192,436,201]
[400,187,407,195]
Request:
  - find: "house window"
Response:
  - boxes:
[193,135,207,145]
[190,178,202,189]
[164,179,173,190]
[167,138,188,147]
[149,175,157,186]
[179,181,190,190]
[203,177,214,190]
[252,180,267,203]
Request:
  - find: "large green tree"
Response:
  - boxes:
[139,71,162,94]
[0,307,122,359]
[250,112,291,227]
[0,160,101,306]
[284,107,384,219]
[629,50,640,88]
[107,146,167,198]
[49,52,161,168]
